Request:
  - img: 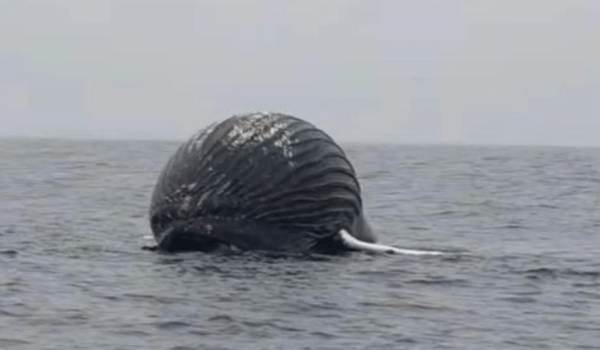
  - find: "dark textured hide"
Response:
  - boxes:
[150,112,376,253]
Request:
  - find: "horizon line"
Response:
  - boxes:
[2,134,599,150]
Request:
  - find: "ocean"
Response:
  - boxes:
[1,138,599,350]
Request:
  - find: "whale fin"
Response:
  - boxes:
[338,229,444,255]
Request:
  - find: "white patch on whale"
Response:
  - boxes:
[227,114,290,147]
[225,113,297,167]
[187,121,219,153]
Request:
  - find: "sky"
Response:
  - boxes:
[0,0,599,146]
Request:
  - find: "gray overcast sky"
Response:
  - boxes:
[1,0,598,145]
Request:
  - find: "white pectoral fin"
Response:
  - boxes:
[339,229,444,255]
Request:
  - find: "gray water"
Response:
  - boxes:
[1,138,599,350]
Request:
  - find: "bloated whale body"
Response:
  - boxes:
[149,112,401,254]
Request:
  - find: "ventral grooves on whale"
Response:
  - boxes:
[149,112,378,254]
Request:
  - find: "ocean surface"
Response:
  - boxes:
[1,138,599,350]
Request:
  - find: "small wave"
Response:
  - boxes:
[405,278,468,286]
[566,269,600,278]
[497,224,526,230]
[0,309,21,317]
[241,319,303,333]
[113,329,152,337]
[570,290,600,300]
[1,227,16,235]
[358,298,454,312]
[0,338,31,346]
[498,296,538,304]
[309,331,338,340]
[516,267,600,280]
[0,250,17,256]
[208,314,234,323]
[122,293,185,304]
[426,210,481,218]
[538,204,559,209]
[407,226,430,231]
[153,320,192,330]
[519,267,559,280]
[428,210,459,216]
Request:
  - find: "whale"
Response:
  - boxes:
[149,112,411,254]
